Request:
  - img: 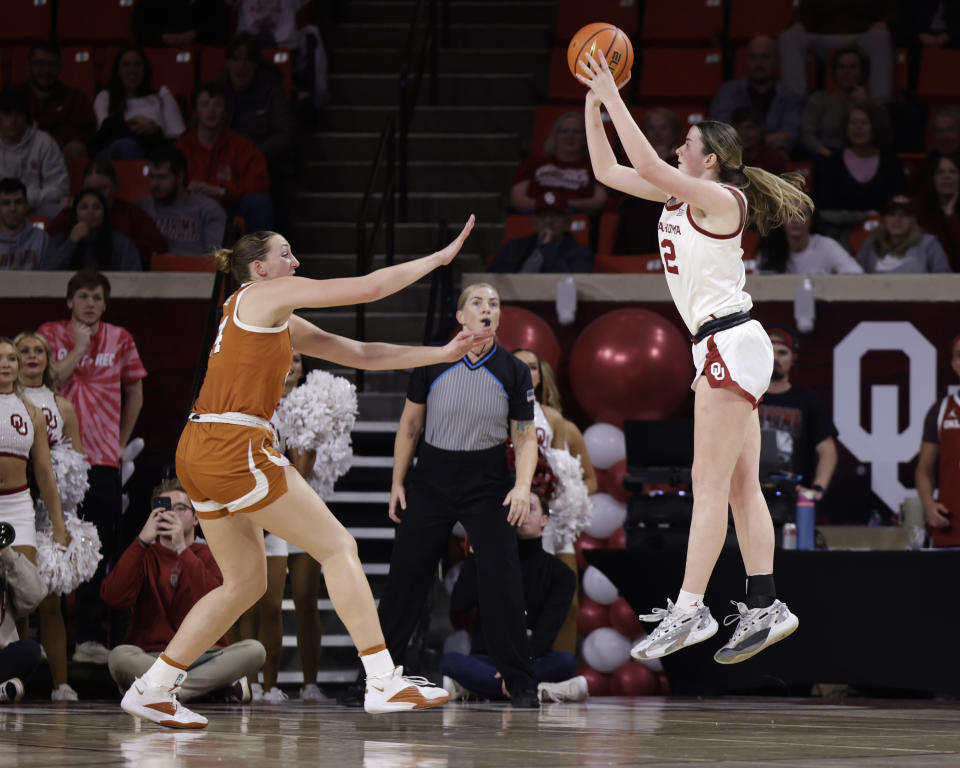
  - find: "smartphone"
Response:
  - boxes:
[152,496,172,511]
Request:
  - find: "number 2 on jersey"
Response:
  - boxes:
[660,239,679,274]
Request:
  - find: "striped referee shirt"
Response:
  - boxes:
[407,344,535,452]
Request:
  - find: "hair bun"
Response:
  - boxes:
[213,247,233,274]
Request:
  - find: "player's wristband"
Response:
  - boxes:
[812,484,825,494]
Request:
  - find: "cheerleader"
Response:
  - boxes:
[16,331,99,701]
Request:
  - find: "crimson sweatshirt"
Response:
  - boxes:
[101,538,225,652]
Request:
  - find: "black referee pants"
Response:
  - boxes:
[378,443,536,696]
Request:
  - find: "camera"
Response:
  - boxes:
[0,521,16,548]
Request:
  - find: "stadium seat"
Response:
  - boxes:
[150,252,217,272]
[144,48,197,108]
[502,214,590,247]
[639,48,723,103]
[733,46,814,82]
[66,155,87,195]
[58,0,136,44]
[0,0,52,42]
[263,48,294,94]
[898,153,926,195]
[114,160,150,203]
[554,0,639,45]
[593,252,663,273]
[28,216,49,231]
[642,0,723,46]
[847,213,882,255]
[199,46,227,85]
[597,212,619,253]
[547,48,588,102]
[5,47,30,89]
[728,0,795,44]
[9,46,96,99]
[917,48,960,102]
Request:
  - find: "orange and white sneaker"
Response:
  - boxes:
[364,667,449,714]
[120,677,208,729]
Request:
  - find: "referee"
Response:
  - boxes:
[379,282,540,707]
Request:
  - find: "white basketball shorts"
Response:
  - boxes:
[691,319,773,408]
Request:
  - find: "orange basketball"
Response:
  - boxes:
[567,22,634,87]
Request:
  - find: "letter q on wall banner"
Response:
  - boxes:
[833,322,936,512]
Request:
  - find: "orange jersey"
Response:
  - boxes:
[193,283,292,421]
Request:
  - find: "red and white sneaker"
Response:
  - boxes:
[364,667,449,714]
[120,677,208,729]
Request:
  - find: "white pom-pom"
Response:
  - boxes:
[48,445,90,509]
[35,513,102,595]
[543,446,593,549]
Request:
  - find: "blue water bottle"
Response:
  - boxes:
[796,491,815,550]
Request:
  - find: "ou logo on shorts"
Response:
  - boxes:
[709,362,726,381]
[10,414,28,435]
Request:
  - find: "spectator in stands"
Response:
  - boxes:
[816,102,906,212]
[0,89,69,221]
[801,46,877,160]
[228,0,328,107]
[779,0,895,101]
[49,189,141,271]
[510,112,607,213]
[489,192,594,273]
[38,270,147,665]
[0,540,46,705]
[48,154,166,269]
[916,332,960,546]
[731,107,788,175]
[92,46,186,160]
[139,146,227,257]
[103,478,264,702]
[709,35,802,153]
[903,2,960,91]
[11,41,96,164]
[132,0,230,48]
[925,106,960,178]
[760,326,839,501]
[176,81,275,234]
[0,177,53,270]
[218,34,296,227]
[761,202,863,274]
[440,491,586,704]
[918,153,960,270]
[856,194,952,272]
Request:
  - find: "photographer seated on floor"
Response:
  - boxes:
[101,478,265,702]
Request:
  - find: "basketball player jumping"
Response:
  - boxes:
[120,218,492,727]
[577,53,807,663]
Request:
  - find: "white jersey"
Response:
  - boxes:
[533,401,553,450]
[657,184,753,336]
[23,386,66,448]
[0,393,34,460]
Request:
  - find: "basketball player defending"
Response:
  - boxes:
[121,219,493,727]
[577,54,806,664]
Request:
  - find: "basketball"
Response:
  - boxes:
[567,22,634,87]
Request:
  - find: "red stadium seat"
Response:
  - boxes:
[917,48,960,101]
[728,0,795,44]
[642,0,723,45]
[547,47,588,102]
[6,47,30,89]
[639,48,723,103]
[554,0,639,44]
[502,214,590,246]
[0,0,52,42]
[263,48,294,94]
[199,46,227,85]
[66,154,87,195]
[847,213,882,255]
[150,252,217,272]
[144,48,197,108]
[114,159,150,203]
[593,252,663,273]
[597,212,619,253]
[58,0,135,44]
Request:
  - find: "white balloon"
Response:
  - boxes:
[585,493,627,539]
[582,627,631,673]
[442,629,472,656]
[581,565,619,605]
[583,422,626,470]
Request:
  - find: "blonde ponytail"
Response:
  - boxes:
[740,168,814,237]
[213,247,233,275]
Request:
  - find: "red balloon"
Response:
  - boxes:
[575,532,607,571]
[657,673,671,696]
[610,661,659,697]
[576,663,611,696]
[608,526,627,550]
[569,309,691,425]
[606,459,630,503]
[609,597,644,638]
[496,305,562,370]
[576,596,610,637]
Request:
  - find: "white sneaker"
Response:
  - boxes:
[73,641,110,665]
[0,678,24,703]
[364,666,449,714]
[120,677,208,729]
[631,599,718,660]
[300,683,327,702]
[261,687,289,704]
[441,675,468,701]
[713,600,799,665]
[51,683,79,701]
[250,682,264,702]
[538,675,589,703]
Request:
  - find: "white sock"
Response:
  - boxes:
[361,648,395,679]
[141,655,187,690]
[675,589,704,612]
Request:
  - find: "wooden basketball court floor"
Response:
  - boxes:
[4,697,960,766]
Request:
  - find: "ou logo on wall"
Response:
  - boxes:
[833,322,935,512]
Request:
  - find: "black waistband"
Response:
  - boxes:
[692,311,751,344]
